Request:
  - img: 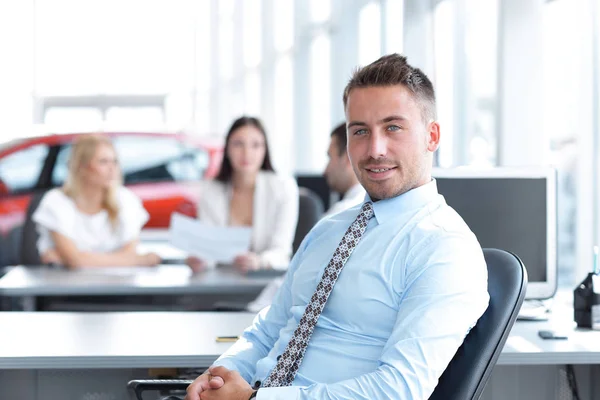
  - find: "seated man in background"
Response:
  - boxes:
[323,122,365,217]
[187,54,489,400]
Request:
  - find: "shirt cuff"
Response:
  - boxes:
[256,386,301,400]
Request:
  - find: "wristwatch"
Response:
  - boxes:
[249,390,258,399]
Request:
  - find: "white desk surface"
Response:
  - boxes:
[497,290,600,365]
[0,312,256,369]
[0,265,279,296]
[499,319,600,365]
[4,309,600,370]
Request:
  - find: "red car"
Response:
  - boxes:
[0,132,223,264]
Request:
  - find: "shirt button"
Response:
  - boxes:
[277,355,282,361]
[254,380,261,388]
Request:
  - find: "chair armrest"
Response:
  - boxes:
[127,379,193,400]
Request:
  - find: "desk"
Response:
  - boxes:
[4,310,600,400]
[0,312,256,400]
[499,319,600,365]
[483,300,600,400]
[0,265,281,311]
[2,311,600,400]
[0,312,255,369]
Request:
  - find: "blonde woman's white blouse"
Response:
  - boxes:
[33,187,149,255]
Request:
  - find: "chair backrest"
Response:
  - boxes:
[293,187,324,254]
[20,190,47,266]
[429,248,527,400]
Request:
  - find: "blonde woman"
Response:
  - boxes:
[32,134,160,269]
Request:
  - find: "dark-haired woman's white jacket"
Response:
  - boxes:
[197,171,299,270]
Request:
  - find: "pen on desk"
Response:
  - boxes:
[594,246,599,274]
[216,336,240,342]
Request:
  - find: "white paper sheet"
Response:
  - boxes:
[169,213,252,263]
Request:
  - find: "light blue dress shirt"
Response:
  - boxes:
[213,180,489,400]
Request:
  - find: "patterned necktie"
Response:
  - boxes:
[262,202,375,388]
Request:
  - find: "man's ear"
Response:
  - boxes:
[426,121,441,152]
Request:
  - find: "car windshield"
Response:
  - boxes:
[51,135,210,186]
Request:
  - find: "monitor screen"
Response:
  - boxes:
[433,167,557,299]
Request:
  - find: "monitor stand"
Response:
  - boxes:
[517,299,552,321]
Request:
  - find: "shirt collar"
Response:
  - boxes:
[364,179,439,225]
[343,184,364,201]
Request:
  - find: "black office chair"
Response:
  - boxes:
[429,248,527,400]
[293,187,324,254]
[20,190,47,266]
[128,248,527,400]
[1,224,23,267]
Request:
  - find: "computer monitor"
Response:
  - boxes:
[433,167,557,300]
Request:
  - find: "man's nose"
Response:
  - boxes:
[368,133,387,159]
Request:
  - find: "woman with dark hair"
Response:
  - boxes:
[187,116,299,272]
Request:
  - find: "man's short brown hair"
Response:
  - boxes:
[343,54,436,122]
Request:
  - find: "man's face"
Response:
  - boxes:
[324,136,349,193]
[345,85,440,201]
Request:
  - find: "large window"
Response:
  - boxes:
[543,0,585,285]
[244,71,261,116]
[273,55,294,174]
[0,0,34,143]
[217,6,234,82]
[105,107,165,131]
[243,0,262,69]
[44,107,103,132]
[242,0,262,116]
[359,1,382,66]
[34,0,195,96]
[309,34,331,171]
[310,0,331,23]
[3,0,404,176]
[433,0,455,167]
[192,1,211,134]
[433,0,498,167]
[384,0,404,54]
[464,0,499,167]
[31,0,205,133]
[274,0,294,52]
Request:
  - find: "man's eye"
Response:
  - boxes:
[387,125,401,132]
[354,129,367,136]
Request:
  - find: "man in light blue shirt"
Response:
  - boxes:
[186,54,489,400]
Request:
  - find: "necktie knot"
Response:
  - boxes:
[360,202,374,220]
